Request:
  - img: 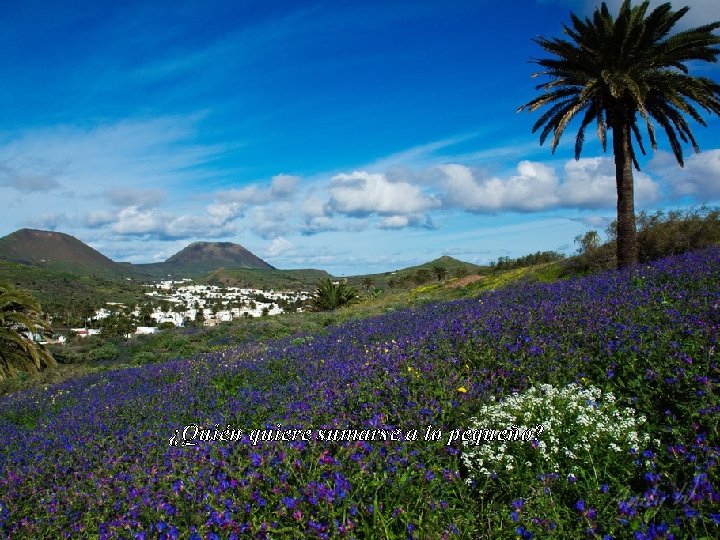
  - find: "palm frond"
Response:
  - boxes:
[517,0,720,169]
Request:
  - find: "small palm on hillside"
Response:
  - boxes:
[432,265,448,281]
[0,281,56,381]
[311,279,359,311]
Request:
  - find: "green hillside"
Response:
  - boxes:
[0,260,144,323]
[204,267,333,290]
[346,255,484,290]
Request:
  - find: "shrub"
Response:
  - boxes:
[413,268,433,285]
[86,342,120,363]
[564,207,720,276]
[636,207,720,262]
[492,251,565,272]
[561,231,616,275]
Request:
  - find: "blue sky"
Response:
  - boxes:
[1,0,718,275]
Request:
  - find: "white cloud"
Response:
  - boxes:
[112,207,164,236]
[0,162,62,192]
[650,149,720,200]
[560,157,659,208]
[327,170,439,217]
[302,215,336,235]
[250,203,292,239]
[164,214,235,239]
[203,175,300,232]
[301,195,328,218]
[111,205,236,240]
[265,237,295,257]
[576,215,613,229]
[83,210,116,228]
[23,213,69,230]
[0,116,226,193]
[438,157,660,213]
[218,174,299,206]
[217,185,270,205]
[378,214,435,229]
[378,215,413,229]
[270,174,299,197]
[206,201,244,222]
[439,161,560,212]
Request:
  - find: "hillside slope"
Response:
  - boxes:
[0,229,129,275]
[1,247,718,537]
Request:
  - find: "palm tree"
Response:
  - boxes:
[0,281,56,381]
[432,265,448,282]
[311,279,358,311]
[518,1,720,268]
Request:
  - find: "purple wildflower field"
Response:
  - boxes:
[1,247,719,539]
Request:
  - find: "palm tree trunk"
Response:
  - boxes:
[611,119,638,268]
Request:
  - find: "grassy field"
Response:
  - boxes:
[1,247,718,538]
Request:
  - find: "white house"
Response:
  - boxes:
[135,326,159,335]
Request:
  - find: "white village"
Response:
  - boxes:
[68,280,312,339]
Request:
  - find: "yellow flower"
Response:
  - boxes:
[458,386,468,394]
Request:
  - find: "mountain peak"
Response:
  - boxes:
[164,241,274,270]
[0,229,121,272]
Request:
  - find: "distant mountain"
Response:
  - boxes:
[167,242,274,269]
[0,230,276,281]
[136,241,274,277]
[0,229,129,275]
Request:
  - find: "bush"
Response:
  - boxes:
[86,342,119,363]
[563,206,720,276]
[561,231,616,275]
[131,351,156,365]
[636,207,720,262]
[413,268,433,285]
[48,346,82,365]
[492,251,565,272]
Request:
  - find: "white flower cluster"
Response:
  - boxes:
[462,383,650,479]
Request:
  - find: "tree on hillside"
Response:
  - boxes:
[432,265,448,282]
[99,312,135,339]
[518,1,720,268]
[0,281,56,381]
[311,279,358,311]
